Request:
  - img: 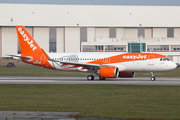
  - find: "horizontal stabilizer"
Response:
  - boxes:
[7,54,33,61]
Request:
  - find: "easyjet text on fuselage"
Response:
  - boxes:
[123,55,147,59]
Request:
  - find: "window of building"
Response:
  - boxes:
[49,27,56,52]
[83,45,95,51]
[80,27,87,42]
[82,45,104,52]
[170,45,180,51]
[138,27,145,37]
[95,45,103,51]
[128,43,146,53]
[167,27,174,38]
[105,45,126,51]
[147,45,169,52]
[109,27,116,38]
[82,45,127,52]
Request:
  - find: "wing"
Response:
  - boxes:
[47,59,113,70]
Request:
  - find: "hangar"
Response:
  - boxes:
[0,3,180,64]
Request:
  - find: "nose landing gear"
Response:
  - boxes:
[150,72,155,81]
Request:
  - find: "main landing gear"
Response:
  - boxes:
[87,75,106,80]
[87,75,94,81]
[99,76,106,80]
[150,72,155,81]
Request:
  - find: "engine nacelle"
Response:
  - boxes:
[118,72,135,78]
[99,67,119,78]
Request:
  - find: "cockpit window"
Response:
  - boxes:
[167,58,170,61]
[160,58,170,61]
[163,58,166,61]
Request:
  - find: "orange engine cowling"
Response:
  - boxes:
[99,67,119,78]
[118,72,135,78]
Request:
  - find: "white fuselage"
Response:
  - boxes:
[46,52,177,72]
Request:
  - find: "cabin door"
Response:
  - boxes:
[148,55,154,65]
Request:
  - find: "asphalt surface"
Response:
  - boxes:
[0,76,180,85]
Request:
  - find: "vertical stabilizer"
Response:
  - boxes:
[16,26,41,54]
[16,26,54,69]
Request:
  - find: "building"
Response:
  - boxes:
[0,3,180,63]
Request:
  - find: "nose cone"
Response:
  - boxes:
[169,62,177,70]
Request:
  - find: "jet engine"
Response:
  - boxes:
[118,72,135,78]
[99,67,119,78]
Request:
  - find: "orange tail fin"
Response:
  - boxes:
[16,26,41,54]
[16,26,54,69]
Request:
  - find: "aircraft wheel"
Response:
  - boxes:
[99,77,106,80]
[87,75,94,81]
[151,77,156,81]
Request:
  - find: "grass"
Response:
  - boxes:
[0,66,180,77]
[0,67,180,119]
[0,84,180,119]
[0,67,91,76]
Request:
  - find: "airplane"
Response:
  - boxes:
[9,26,177,81]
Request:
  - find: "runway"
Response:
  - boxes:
[0,76,180,85]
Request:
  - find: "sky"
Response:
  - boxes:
[0,0,180,6]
